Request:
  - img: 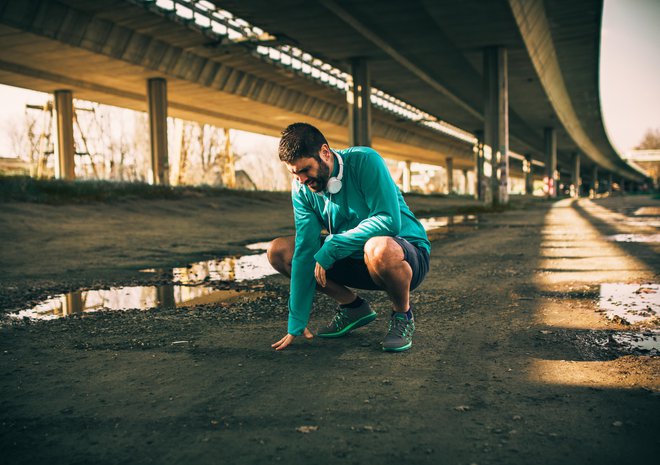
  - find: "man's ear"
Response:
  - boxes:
[320,144,332,162]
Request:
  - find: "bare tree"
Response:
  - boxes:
[635,128,660,150]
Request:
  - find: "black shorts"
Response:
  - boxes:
[324,236,430,291]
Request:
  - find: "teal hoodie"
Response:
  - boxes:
[287,146,431,335]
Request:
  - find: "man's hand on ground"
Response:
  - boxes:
[271,327,314,351]
[315,262,327,287]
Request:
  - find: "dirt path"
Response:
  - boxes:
[1,194,658,464]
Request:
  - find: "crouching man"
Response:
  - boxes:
[267,122,430,352]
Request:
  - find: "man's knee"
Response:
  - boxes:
[364,236,402,270]
[267,237,293,269]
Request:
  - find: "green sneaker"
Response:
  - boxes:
[382,313,415,352]
[317,300,376,338]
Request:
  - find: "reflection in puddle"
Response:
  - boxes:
[599,283,660,324]
[141,242,277,285]
[172,253,276,284]
[12,285,254,321]
[606,234,660,243]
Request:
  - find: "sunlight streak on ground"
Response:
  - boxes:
[529,198,659,389]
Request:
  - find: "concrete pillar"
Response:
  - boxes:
[401,160,411,193]
[544,127,557,197]
[347,58,371,147]
[593,166,599,193]
[571,153,581,198]
[53,90,75,180]
[474,130,486,201]
[147,78,169,185]
[607,172,613,194]
[462,169,469,195]
[524,154,534,195]
[223,128,236,188]
[483,46,509,206]
[446,157,454,194]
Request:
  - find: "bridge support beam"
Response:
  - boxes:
[147,78,169,185]
[483,46,509,206]
[401,160,411,193]
[607,172,613,194]
[53,90,75,180]
[571,152,581,198]
[544,127,557,198]
[347,58,371,147]
[446,157,454,194]
[524,154,533,195]
[474,130,486,201]
[592,166,599,194]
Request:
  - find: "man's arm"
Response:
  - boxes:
[287,184,323,336]
[314,150,401,270]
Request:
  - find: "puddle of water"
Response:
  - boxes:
[140,242,278,285]
[599,283,660,324]
[610,330,660,353]
[15,241,275,321]
[606,234,660,243]
[11,285,258,321]
[172,253,277,284]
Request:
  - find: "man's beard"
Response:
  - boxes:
[306,158,331,192]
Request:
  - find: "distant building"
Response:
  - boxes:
[623,150,660,189]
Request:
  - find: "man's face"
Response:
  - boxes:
[286,146,332,192]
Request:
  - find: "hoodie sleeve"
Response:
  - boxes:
[287,183,323,335]
[314,150,401,270]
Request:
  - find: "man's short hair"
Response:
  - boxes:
[278,122,328,163]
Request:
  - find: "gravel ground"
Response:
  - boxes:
[1,192,658,465]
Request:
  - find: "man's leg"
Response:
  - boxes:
[267,236,356,305]
[267,236,376,337]
[364,236,416,352]
[363,236,413,313]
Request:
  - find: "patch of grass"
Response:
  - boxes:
[0,175,285,204]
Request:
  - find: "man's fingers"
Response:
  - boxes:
[274,335,293,351]
[271,336,287,348]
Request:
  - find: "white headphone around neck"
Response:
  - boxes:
[325,150,344,238]
[326,151,344,194]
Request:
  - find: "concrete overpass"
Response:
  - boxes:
[0,0,648,198]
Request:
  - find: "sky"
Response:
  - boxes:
[0,0,658,157]
[600,0,660,152]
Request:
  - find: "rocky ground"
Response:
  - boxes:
[0,191,658,465]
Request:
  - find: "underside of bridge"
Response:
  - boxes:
[0,0,648,192]
[217,0,646,182]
